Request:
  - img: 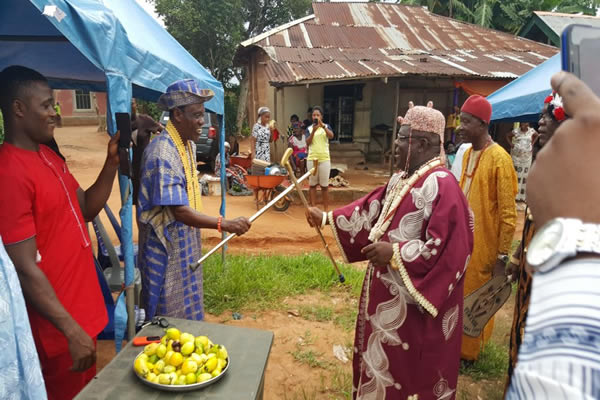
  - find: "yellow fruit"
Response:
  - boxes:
[146,372,157,382]
[166,328,181,341]
[147,362,155,371]
[207,353,217,360]
[154,359,165,373]
[167,340,173,352]
[164,350,174,365]
[180,332,195,345]
[134,356,150,377]
[190,353,203,364]
[138,353,149,362]
[195,336,209,350]
[211,367,222,378]
[197,373,212,383]
[144,342,159,356]
[175,375,187,385]
[158,373,171,385]
[181,341,195,356]
[160,335,168,346]
[185,372,197,385]
[169,352,183,367]
[208,345,220,355]
[217,358,227,370]
[148,354,159,364]
[181,360,198,375]
[156,344,167,359]
[150,375,160,384]
[163,365,176,374]
[204,357,218,373]
[218,346,228,360]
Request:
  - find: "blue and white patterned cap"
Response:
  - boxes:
[157,79,214,111]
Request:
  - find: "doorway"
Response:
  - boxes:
[323,84,358,143]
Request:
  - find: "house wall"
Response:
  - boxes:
[370,77,459,128]
[54,90,107,126]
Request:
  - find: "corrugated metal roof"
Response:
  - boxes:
[534,11,600,36]
[237,2,558,85]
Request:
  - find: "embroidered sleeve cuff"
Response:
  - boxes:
[390,242,438,318]
[328,211,349,264]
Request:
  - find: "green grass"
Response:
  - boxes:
[299,305,335,323]
[460,341,509,380]
[291,348,330,369]
[296,302,356,332]
[333,308,357,332]
[203,253,364,315]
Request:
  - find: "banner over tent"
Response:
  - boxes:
[488,54,560,122]
[0,0,228,350]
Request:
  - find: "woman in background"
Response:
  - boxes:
[507,122,537,203]
[251,107,273,162]
[306,106,334,211]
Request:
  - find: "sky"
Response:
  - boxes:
[134,0,380,26]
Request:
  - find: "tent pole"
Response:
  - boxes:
[390,80,400,176]
[219,114,227,267]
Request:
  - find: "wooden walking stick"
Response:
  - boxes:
[281,148,345,283]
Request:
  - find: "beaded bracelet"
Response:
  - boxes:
[217,216,223,233]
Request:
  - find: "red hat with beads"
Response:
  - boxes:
[461,95,492,125]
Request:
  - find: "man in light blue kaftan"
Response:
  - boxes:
[137,79,251,321]
[0,236,47,399]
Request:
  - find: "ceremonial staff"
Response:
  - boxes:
[281,148,345,283]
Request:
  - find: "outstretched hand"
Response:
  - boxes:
[361,242,394,267]
[223,217,251,235]
[107,131,120,167]
[306,207,324,228]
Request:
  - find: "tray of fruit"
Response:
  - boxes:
[133,328,229,392]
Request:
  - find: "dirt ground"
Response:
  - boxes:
[58,125,523,399]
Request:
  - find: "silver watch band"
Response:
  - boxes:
[577,223,600,254]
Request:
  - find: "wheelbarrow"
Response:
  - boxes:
[245,174,291,212]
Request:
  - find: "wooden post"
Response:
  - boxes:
[390,80,400,176]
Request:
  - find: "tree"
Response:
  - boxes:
[150,0,312,133]
[395,0,599,32]
[499,0,600,33]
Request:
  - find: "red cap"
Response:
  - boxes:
[461,95,492,125]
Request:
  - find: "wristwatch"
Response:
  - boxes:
[526,218,600,273]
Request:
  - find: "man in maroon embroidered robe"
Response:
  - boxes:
[308,106,473,400]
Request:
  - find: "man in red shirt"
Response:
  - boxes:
[0,66,118,399]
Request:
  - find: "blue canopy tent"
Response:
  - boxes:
[0,0,228,351]
[488,54,560,122]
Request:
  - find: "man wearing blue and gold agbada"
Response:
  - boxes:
[138,79,251,320]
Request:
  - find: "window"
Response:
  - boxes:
[75,89,92,110]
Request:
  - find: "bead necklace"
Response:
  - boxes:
[166,121,203,212]
[369,157,443,243]
[459,137,493,188]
